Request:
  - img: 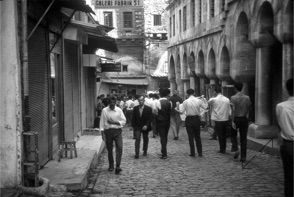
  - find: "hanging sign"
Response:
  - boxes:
[101,62,121,72]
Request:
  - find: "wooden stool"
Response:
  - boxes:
[60,141,77,159]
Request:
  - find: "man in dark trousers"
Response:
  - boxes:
[100,96,126,174]
[169,89,183,140]
[132,95,153,159]
[154,88,171,159]
[230,82,251,162]
[276,78,293,197]
[176,89,208,157]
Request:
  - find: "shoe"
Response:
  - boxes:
[218,150,225,154]
[189,154,195,157]
[209,138,217,140]
[160,156,167,159]
[115,167,122,174]
[240,158,246,162]
[108,166,114,171]
[198,154,203,157]
[173,137,177,140]
[143,152,147,156]
[233,151,240,159]
[135,155,139,159]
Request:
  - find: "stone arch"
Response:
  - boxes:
[206,48,218,84]
[169,55,177,94]
[256,1,276,46]
[169,55,176,81]
[196,50,205,77]
[231,11,256,83]
[217,46,231,84]
[182,53,189,80]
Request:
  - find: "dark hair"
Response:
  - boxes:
[154,94,159,99]
[214,86,222,94]
[110,95,117,102]
[160,88,170,97]
[186,88,195,95]
[235,82,243,92]
[149,93,153,97]
[286,78,293,96]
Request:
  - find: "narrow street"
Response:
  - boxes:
[48,125,284,197]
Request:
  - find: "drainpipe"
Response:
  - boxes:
[21,0,30,132]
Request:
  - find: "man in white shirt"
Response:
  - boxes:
[176,89,208,157]
[208,86,231,154]
[276,78,293,197]
[100,96,126,174]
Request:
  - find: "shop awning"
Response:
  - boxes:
[37,0,95,14]
[101,78,149,85]
[83,34,118,53]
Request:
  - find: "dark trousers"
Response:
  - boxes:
[230,125,238,151]
[280,140,293,197]
[104,129,123,168]
[152,114,157,136]
[126,110,133,125]
[185,116,202,155]
[134,130,149,156]
[157,120,170,157]
[215,121,228,152]
[233,117,248,159]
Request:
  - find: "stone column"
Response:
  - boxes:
[255,47,271,125]
[169,79,177,95]
[183,79,190,99]
[190,76,195,91]
[282,43,293,100]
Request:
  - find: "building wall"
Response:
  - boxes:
[0,0,22,188]
[166,0,293,139]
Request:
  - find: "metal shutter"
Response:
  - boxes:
[28,20,50,166]
[63,41,79,140]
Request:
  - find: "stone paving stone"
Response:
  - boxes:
[47,125,284,197]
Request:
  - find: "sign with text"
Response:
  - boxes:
[95,0,142,7]
[101,62,121,72]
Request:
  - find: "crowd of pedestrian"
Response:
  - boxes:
[95,79,293,197]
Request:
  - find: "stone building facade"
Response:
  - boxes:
[91,0,170,96]
[166,0,293,139]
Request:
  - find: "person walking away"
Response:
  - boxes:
[230,82,251,162]
[176,89,208,157]
[208,86,231,154]
[100,96,126,174]
[151,93,159,138]
[169,90,183,140]
[276,78,293,197]
[153,89,171,159]
[125,96,134,126]
[94,96,104,128]
[132,95,153,159]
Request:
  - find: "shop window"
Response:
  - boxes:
[104,12,113,26]
[123,12,133,28]
[154,15,162,26]
[122,65,128,72]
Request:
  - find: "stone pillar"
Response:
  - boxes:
[169,79,177,95]
[248,47,279,139]
[190,76,195,91]
[1,0,23,187]
[255,47,271,125]
[282,43,293,100]
[177,82,185,99]
[183,79,190,99]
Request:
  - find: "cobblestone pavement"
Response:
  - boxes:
[48,126,284,197]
